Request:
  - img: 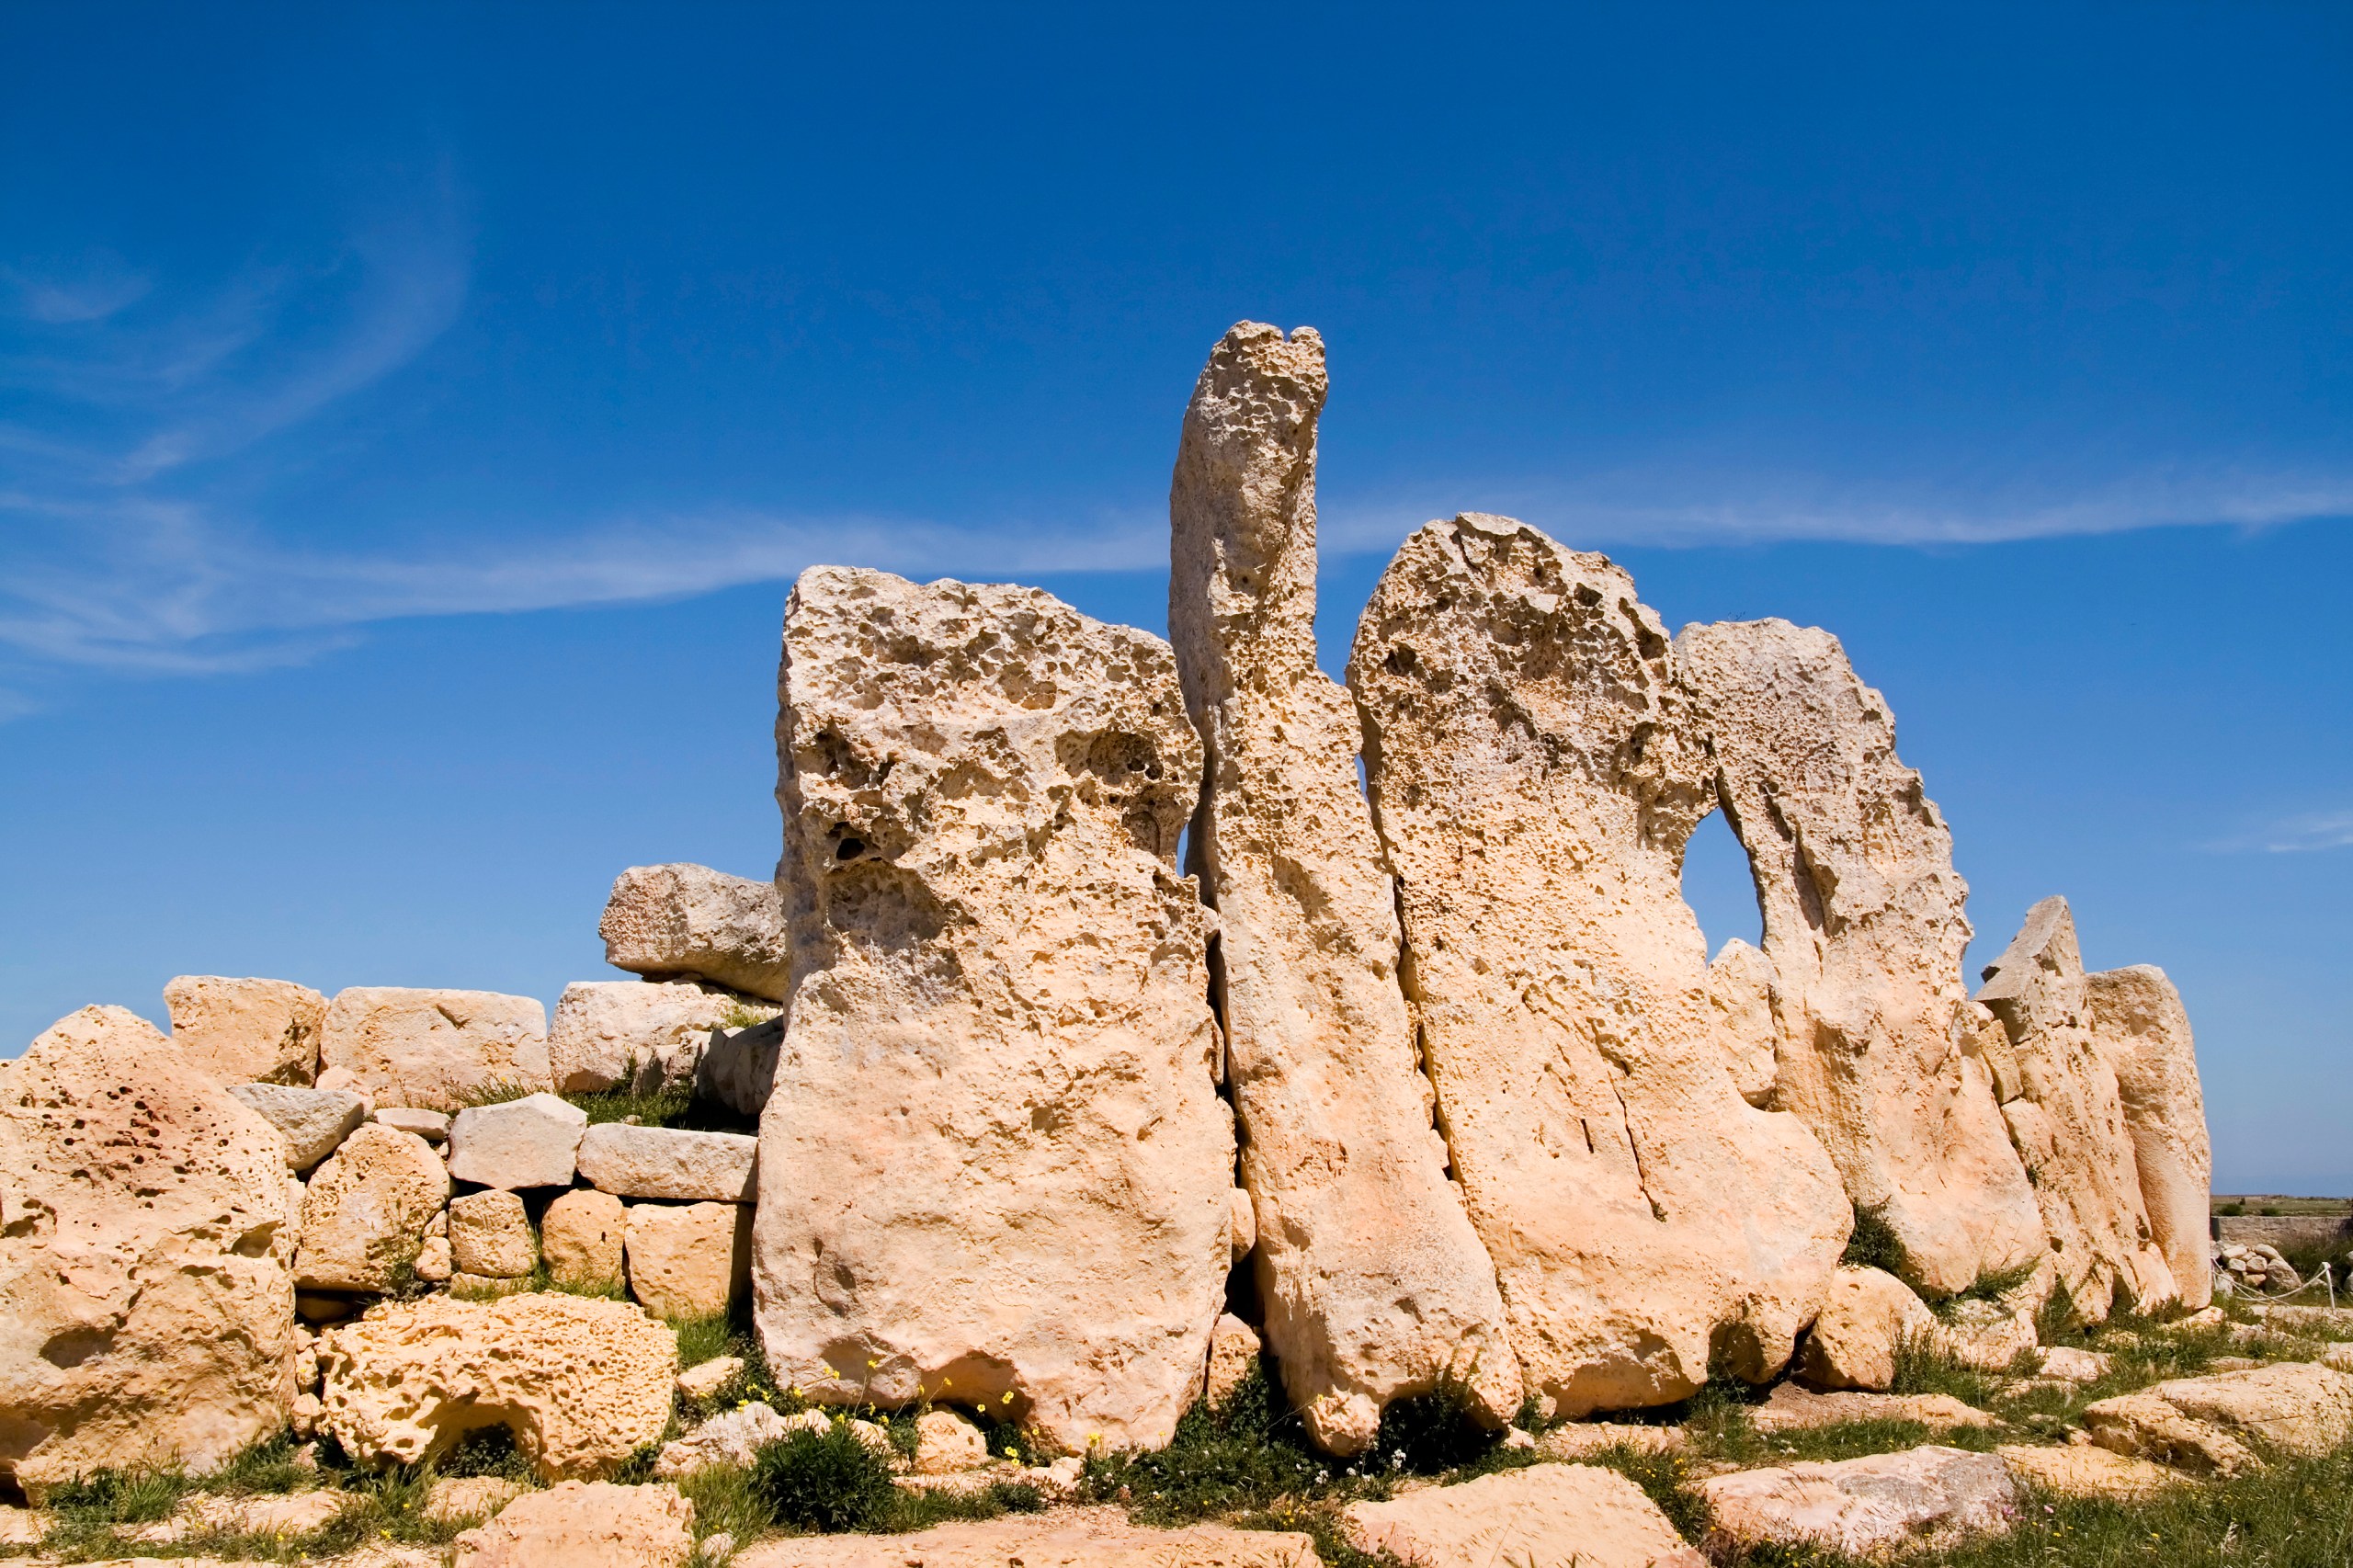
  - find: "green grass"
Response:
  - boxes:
[566,1081,697,1128]
[451,1079,543,1109]
[1840,1205,1910,1278]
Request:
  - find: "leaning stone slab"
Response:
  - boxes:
[294,1122,450,1291]
[451,1479,693,1568]
[317,1292,675,1479]
[579,1123,755,1200]
[550,980,770,1095]
[320,987,551,1113]
[601,862,792,1003]
[1344,1461,1705,1568]
[228,1082,368,1172]
[1700,1444,2019,1557]
[727,1508,1318,1568]
[0,1006,297,1501]
[448,1093,588,1189]
[2082,1362,2353,1476]
[2084,963,2214,1311]
[625,1199,751,1320]
[165,975,327,1085]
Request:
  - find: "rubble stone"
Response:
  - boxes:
[1343,1461,1706,1568]
[1700,1444,2018,1556]
[227,1083,368,1172]
[450,1479,693,1568]
[293,1122,450,1292]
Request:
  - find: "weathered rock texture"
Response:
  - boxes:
[1676,619,2045,1296]
[0,1006,296,1498]
[449,1191,536,1279]
[578,1124,755,1201]
[2081,1362,2353,1476]
[164,976,327,1085]
[625,1200,751,1320]
[226,1083,366,1172]
[729,1509,1319,1568]
[755,566,1233,1455]
[1343,1460,1706,1568]
[1166,322,1519,1453]
[1699,1444,2018,1557]
[447,1093,587,1191]
[316,1292,676,1478]
[450,1479,694,1568]
[1796,1266,1938,1393]
[601,863,793,1003]
[319,988,550,1114]
[293,1123,451,1292]
[1347,514,1849,1418]
[550,980,768,1096]
[541,1189,626,1292]
[1976,898,2177,1319]
[2083,964,2213,1312]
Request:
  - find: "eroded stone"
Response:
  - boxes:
[601,863,792,1004]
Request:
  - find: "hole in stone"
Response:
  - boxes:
[835,838,866,861]
[1681,810,1762,959]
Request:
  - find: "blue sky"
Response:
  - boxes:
[2,5,2347,1191]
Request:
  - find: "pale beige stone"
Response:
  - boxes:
[2084,964,2214,1312]
[0,1503,43,1545]
[627,1200,751,1320]
[375,1106,449,1142]
[915,1408,991,1473]
[447,1093,587,1190]
[602,863,792,1003]
[1936,1297,2040,1371]
[729,1508,1318,1568]
[1205,1312,1262,1410]
[165,975,327,1085]
[319,988,550,1113]
[1977,899,2177,1319]
[698,1017,783,1118]
[1228,1187,1256,1262]
[550,980,769,1096]
[449,1190,536,1278]
[1537,1422,1688,1460]
[415,1236,453,1283]
[1169,323,1521,1455]
[227,1083,367,1172]
[756,567,1233,1455]
[451,1271,532,1299]
[0,1006,297,1501]
[540,1188,626,1292]
[654,1400,794,1479]
[423,1475,527,1526]
[577,1123,755,1201]
[1797,1266,1938,1392]
[2036,1346,2112,1383]
[1996,1443,2184,1499]
[1702,1445,2018,1556]
[1705,940,1779,1108]
[2082,1361,2353,1476]
[293,1123,449,1291]
[1347,516,1850,1418]
[676,1355,743,1401]
[317,1292,675,1478]
[1677,621,2047,1299]
[1748,1383,1999,1432]
[450,1479,692,1568]
[166,1490,352,1540]
[1343,1461,1705,1568]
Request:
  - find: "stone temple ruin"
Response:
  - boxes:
[0,324,2234,1520]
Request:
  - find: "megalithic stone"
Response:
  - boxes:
[754,566,1233,1456]
[1675,618,2046,1297]
[1168,323,1521,1454]
[1347,513,1851,1419]
[2084,964,2213,1312]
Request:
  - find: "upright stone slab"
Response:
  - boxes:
[1167,323,1519,1453]
[1347,515,1850,1418]
[601,864,793,1003]
[1977,898,2177,1319]
[0,1006,296,1499]
[2083,965,2212,1311]
[755,566,1232,1455]
[1675,619,2044,1295]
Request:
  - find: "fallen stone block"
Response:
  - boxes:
[317,1292,676,1479]
[424,1475,527,1526]
[1700,1444,2019,1557]
[293,1122,450,1292]
[228,1082,368,1172]
[451,1479,693,1568]
[915,1408,991,1474]
[726,1507,1318,1568]
[449,1189,537,1278]
[2082,1361,2353,1476]
[541,1187,626,1292]
[320,986,551,1113]
[676,1355,743,1402]
[1798,1266,1938,1392]
[447,1092,588,1189]
[1749,1383,1999,1433]
[1996,1443,2186,1500]
[165,975,327,1085]
[626,1200,751,1320]
[579,1122,755,1200]
[601,862,792,1003]
[1343,1461,1706,1568]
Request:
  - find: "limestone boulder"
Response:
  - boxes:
[1342,1462,1705,1568]
[1347,515,1850,1418]
[1978,899,2177,1319]
[1205,1312,1263,1410]
[1936,1297,2040,1371]
[450,1479,693,1568]
[601,862,793,1003]
[626,1200,751,1320]
[1168,324,1520,1454]
[654,1399,793,1479]
[0,1006,297,1499]
[447,1093,587,1190]
[317,1291,675,1478]
[550,980,768,1096]
[164,975,327,1085]
[1700,1445,2019,1556]
[2084,964,2214,1311]
[2082,1362,2353,1475]
[227,1083,367,1172]
[729,1509,1318,1568]
[698,1017,783,1118]
[541,1188,626,1291]
[755,566,1233,1455]
[1677,620,2046,1297]
[293,1122,449,1292]
[1796,1266,1938,1392]
[915,1408,991,1473]
[1748,1384,1998,1432]
[578,1123,755,1201]
[1996,1443,2184,1500]
[319,987,550,1113]
[449,1190,537,1279]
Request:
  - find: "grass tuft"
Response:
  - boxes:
[750,1423,899,1533]
[1840,1205,1911,1279]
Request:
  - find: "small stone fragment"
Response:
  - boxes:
[450,1479,693,1568]
[424,1475,527,1526]
[294,1122,451,1292]
[447,1092,588,1189]
[1797,1266,1938,1392]
[1936,1298,2039,1371]
[376,1106,451,1142]
[915,1408,991,1474]
[1343,1461,1706,1568]
[319,986,551,1113]
[165,975,328,1085]
[676,1355,744,1401]
[626,1200,752,1320]
[654,1400,794,1479]
[228,1082,368,1172]
[2036,1346,2112,1383]
[579,1122,756,1200]
[1699,1445,2019,1557]
[415,1236,454,1282]
[449,1190,537,1278]
[1206,1313,1263,1411]
[601,863,793,1003]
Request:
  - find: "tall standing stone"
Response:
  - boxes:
[2083,965,2212,1311]
[1167,323,1519,1453]
[1977,898,2178,1319]
[1675,619,2045,1296]
[753,566,1233,1454]
[1347,515,1850,1418]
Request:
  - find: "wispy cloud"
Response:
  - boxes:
[2215,810,2353,855]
